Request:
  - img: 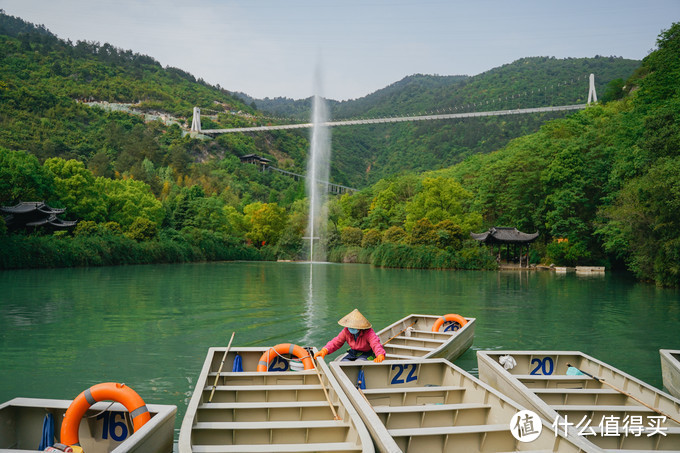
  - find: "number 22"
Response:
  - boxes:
[390,363,418,384]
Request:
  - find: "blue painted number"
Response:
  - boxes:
[530,357,554,375]
[97,411,128,441]
[390,363,418,384]
[443,321,461,332]
[269,355,289,372]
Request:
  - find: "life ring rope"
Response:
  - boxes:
[60,382,150,447]
[431,314,468,332]
[257,343,314,372]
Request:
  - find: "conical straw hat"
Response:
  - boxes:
[338,309,372,329]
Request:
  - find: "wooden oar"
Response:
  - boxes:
[208,332,235,402]
[566,363,680,425]
[313,356,341,420]
[383,320,418,346]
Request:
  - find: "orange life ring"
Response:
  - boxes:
[60,382,151,447]
[256,343,314,372]
[431,314,468,332]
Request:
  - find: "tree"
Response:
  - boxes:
[43,157,107,221]
[340,226,363,247]
[96,176,163,228]
[0,147,55,204]
[405,176,481,235]
[243,202,286,246]
[409,218,437,245]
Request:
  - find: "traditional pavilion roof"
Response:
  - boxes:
[470,227,539,244]
[0,201,65,215]
[1,201,76,231]
[239,154,271,164]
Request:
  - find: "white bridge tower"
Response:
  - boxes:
[587,73,597,105]
[191,107,202,132]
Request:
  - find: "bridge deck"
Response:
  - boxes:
[201,104,587,134]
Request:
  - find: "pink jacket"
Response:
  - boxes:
[324,328,386,356]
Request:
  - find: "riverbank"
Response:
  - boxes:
[0,231,270,269]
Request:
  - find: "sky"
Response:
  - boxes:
[2,0,679,101]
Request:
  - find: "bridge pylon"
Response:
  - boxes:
[191,107,202,132]
[587,74,597,105]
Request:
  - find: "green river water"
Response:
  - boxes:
[1,261,679,440]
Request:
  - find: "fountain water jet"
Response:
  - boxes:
[305,87,331,262]
[301,70,331,345]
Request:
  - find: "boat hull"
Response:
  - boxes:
[179,346,374,452]
[661,349,680,399]
[478,350,680,451]
[335,314,475,363]
[330,358,596,453]
[0,397,176,453]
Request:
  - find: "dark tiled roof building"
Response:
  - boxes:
[471,227,539,268]
[470,227,539,244]
[1,202,77,232]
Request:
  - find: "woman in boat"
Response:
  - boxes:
[314,309,386,362]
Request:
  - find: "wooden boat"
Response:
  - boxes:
[336,314,475,362]
[661,349,680,399]
[179,345,374,452]
[330,358,596,453]
[0,396,176,452]
[477,350,680,451]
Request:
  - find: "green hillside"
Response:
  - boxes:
[331,22,680,286]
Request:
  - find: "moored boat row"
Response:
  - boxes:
[5,313,678,453]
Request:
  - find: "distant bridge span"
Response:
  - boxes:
[198,104,587,135]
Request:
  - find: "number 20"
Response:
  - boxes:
[530,357,554,375]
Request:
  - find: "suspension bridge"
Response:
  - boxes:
[190,74,598,134]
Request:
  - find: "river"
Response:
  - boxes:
[1,261,679,439]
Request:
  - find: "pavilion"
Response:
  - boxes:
[1,202,77,232]
[470,227,539,268]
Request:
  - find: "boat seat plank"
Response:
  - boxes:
[362,385,465,395]
[194,420,349,430]
[552,404,655,412]
[385,352,421,360]
[393,335,447,344]
[388,423,509,437]
[384,344,433,352]
[532,388,618,394]
[373,402,491,413]
[191,442,362,452]
[602,451,680,453]
[409,329,452,337]
[514,375,592,381]
[205,384,323,392]
[199,401,333,410]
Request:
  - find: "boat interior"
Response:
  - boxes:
[0,397,176,453]
[183,347,370,452]
[331,359,585,453]
[479,351,680,451]
[376,314,474,360]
